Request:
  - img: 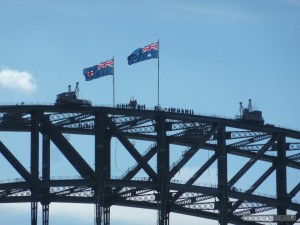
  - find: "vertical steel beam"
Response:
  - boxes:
[31,201,38,225]
[95,112,103,225]
[95,113,111,225]
[42,125,50,225]
[276,135,287,223]
[42,130,50,181]
[42,204,49,225]
[103,207,110,225]
[217,125,228,225]
[95,203,101,225]
[31,112,39,225]
[156,115,169,225]
[31,112,39,178]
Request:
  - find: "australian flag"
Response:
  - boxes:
[127,42,159,65]
[83,59,114,81]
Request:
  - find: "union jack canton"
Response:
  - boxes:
[97,59,114,70]
[128,41,159,65]
[83,58,114,81]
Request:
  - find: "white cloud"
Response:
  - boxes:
[0,69,37,93]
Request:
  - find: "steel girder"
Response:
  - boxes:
[0,105,300,225]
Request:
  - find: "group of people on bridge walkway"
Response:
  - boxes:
[116,98,194,115]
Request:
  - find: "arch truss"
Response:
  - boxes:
[0,105,300,225]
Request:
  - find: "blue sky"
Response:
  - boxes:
[0,0,300,224]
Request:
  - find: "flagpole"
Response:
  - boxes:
[157,39,160,108]
[113,56,115,107]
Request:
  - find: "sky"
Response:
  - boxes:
[0,0,300,224]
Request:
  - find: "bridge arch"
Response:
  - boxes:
[0,104,299,225]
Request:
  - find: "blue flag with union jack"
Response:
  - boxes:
[127,42,159,65]
[83,59,114,81]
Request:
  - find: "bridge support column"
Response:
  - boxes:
[42,128,51,225]
[217,126,228,225]
[156,115,169,225]
[95,113,111,225]
[31,202,38,225]
[42,204,49,225]
[31,112,40,225]
[95,204,110,225]
[276,135,287,224]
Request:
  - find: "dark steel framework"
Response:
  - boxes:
[0,105,300,225]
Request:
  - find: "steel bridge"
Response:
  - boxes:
[0,104,299,225]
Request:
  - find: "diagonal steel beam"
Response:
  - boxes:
[228,135,278,188]
[232,164,276,211]
[114,145,157,195]
[186,153,217,185]
[239,142,300,152]
[288,153,300,162]
[172,154,217,202]
[0,141,33,181]
[227,146,300,169]
[225,131,266,140]
[230,134,272,147]
[40,115,95,179]
[117,117,150,130]
[169,124,220,179]
[123,146,157,181]
[105,114,158,182]
[289,183,300,199]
